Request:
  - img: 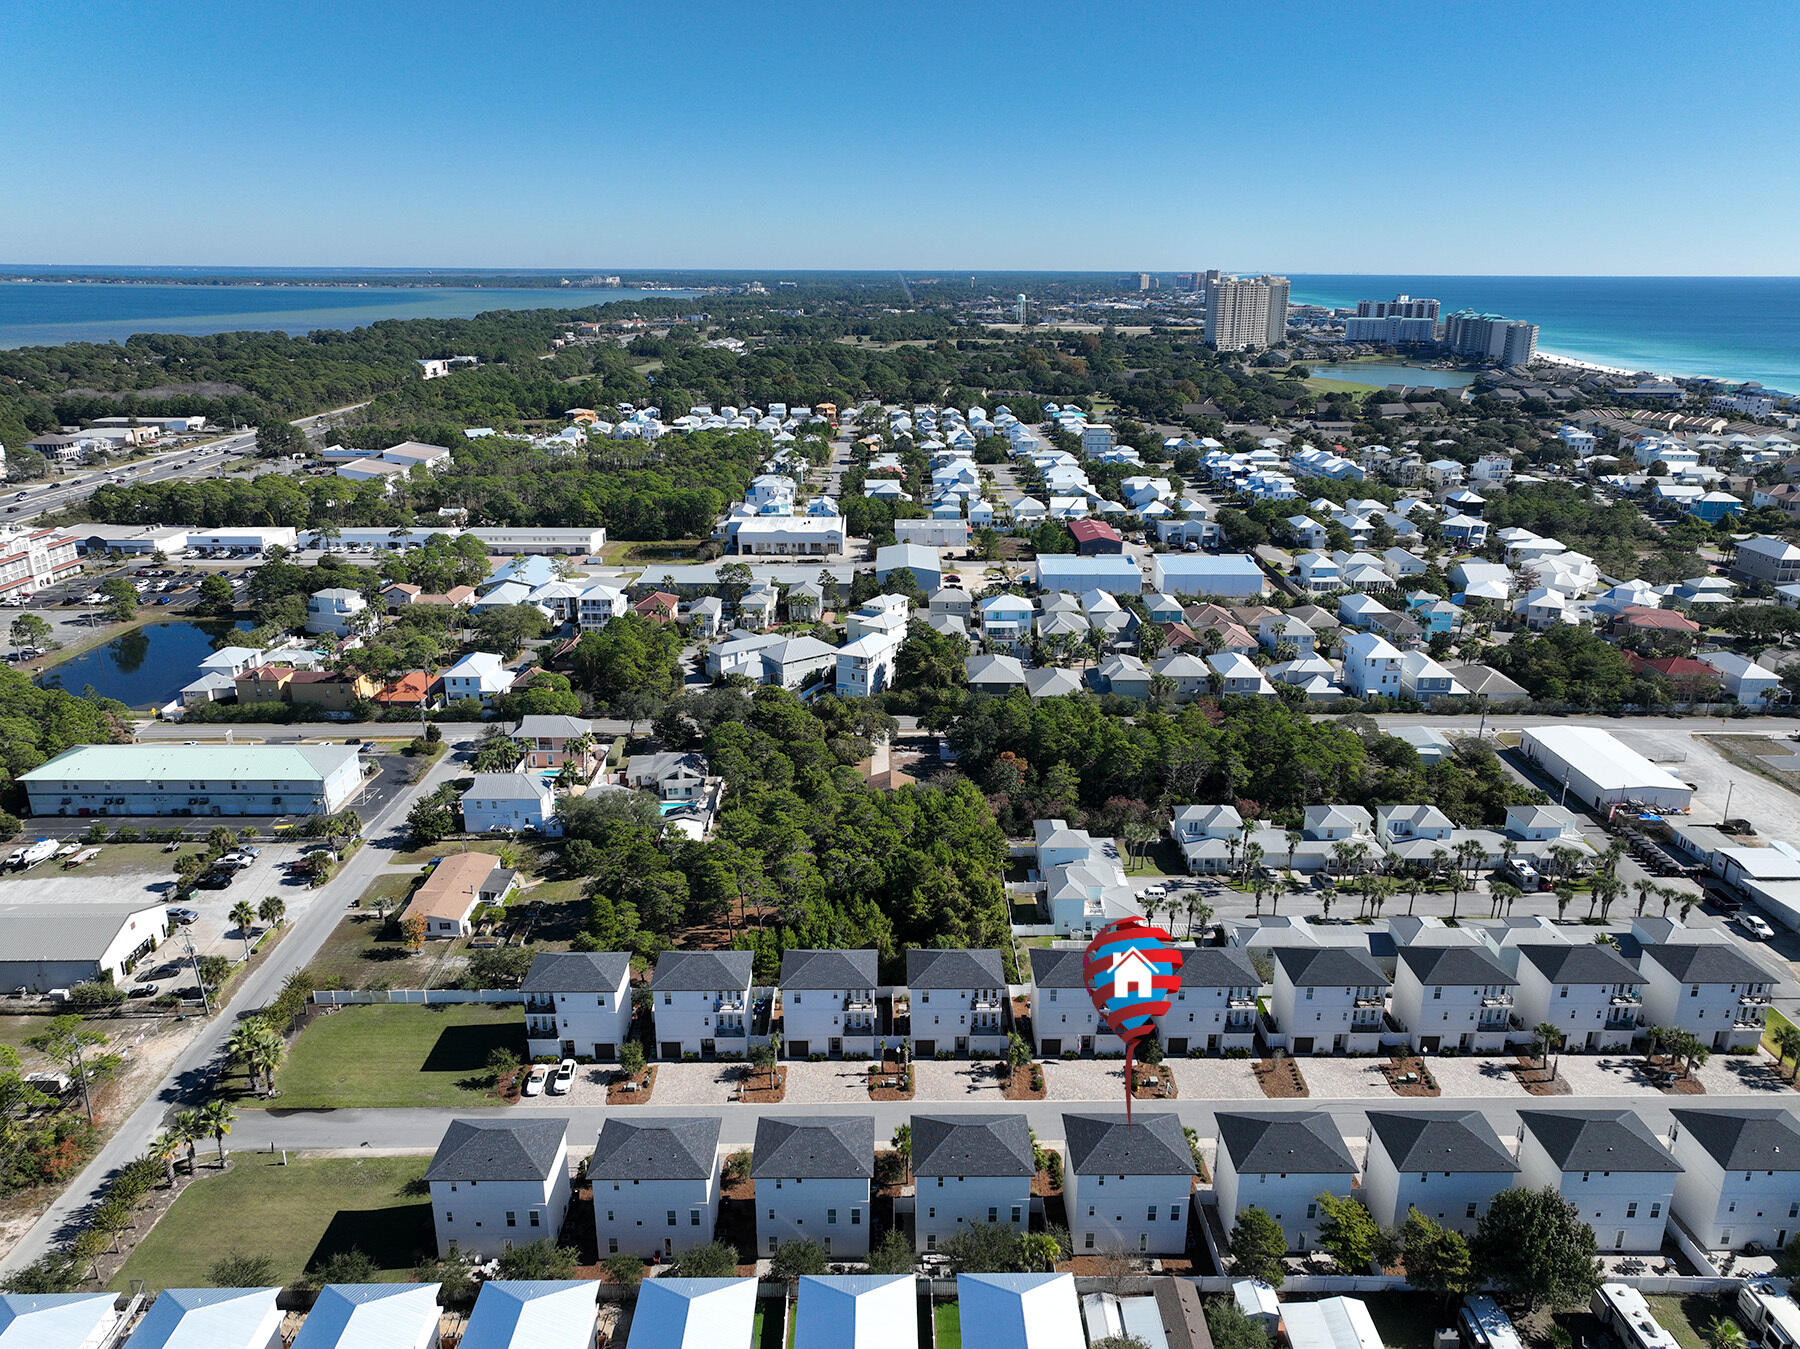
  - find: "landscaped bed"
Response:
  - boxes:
[1254,1056,1308,1098]
[868,1054,914,1100]
[1508,1053,1573,1095]
[1382,1055,1440,1097]
[248,1003,525,1109]
[111,1155,432,1291]
[607,1066,656,1104]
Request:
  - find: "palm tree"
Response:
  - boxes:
[1705,1317,1749,1349]
[150,1130,182,1187]
[197,1098,235,1167]
[1548,843,1584,882]
[892,1124,912,1185]
[1774,1024,1800,1082]
[1240,841,1265,886]
[1535,1021,1565,1079]
[1284,829,1303,874]
[229,900,257,960]
[257,895,286,928]
[1632,878,1656,917]
[1184,894,1213,939]
[1553,885,1575,922]
[1122,820,1156,874]
[1488,881,1521,920]
[171,1108,206,1175]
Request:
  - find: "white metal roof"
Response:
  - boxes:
[1521,725,1689,794]
[794,1276,915,1349]
[625,1279,756,1349]
[456,1281,598,1349]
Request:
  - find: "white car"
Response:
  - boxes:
[1141,883,1168,900]
[550,1059,576,1094]
[1739,914,1775,941]
[522,1064,549,1097]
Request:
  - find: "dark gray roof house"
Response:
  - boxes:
[1175,947,1261,988]
[426,1118,567,1183]
[1274,946,1389,988]
[750,1117,876,1180]
[907,948,1007,989]
[1519,1110,1679,1173]
[912,1114,1035,1177]
[1028,947,1089,989]
[1518,944,1644,986]
[652,949,754,992]
[1367,1110,1518,1174]
[1671,1109,1800,1170]
[1216,1112,1356,1175]
[1398,945,1517,987]
[1063,1112,1196,1177]
[522,950,631,993]
[590,1117,721,1181]
[1640,943,1777,986]
[779,948,879,989]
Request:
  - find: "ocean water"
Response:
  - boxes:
[0,281,699,348]
[1289,275,1800,391]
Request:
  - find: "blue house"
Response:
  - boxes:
[1688,491,1742,524]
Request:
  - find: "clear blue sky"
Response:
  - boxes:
[6,0,1795,273]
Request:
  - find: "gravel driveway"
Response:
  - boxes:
[1299,1056,1393,1099]
[1040,1059,1128,1101]
[1167,1058,1264,1100]
[912,1060,1001,1100]
[1426,1056,1530,1098]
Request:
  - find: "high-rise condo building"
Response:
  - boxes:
[1442,310,1539,366]
[1203,273,1291,351]
[1344,294,1441,342]
[1355,294,1441,320]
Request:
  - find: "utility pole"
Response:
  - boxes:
[180,926,212,1017]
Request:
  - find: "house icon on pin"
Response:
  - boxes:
[1108,947,1157,999]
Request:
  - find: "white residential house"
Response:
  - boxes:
[1391,943,1518,1053]
[1153,946,1260,1055]
[1028,948,1120,1057]
[1270,947,1390,1055]
[1169,804,1243,875]
[577,583,627,631]
[1340,631,1403,699]
[778,949,886,1060]
[1636,942,1776,1052]
[523,951,632,1060]
[590,1116,722,1258]
[1295,553,1343,595]
[1361,1110,1520,1234]
[907,948,1008,1056]
[911,1114,1036,1253]
[443,652,515,705]
[289,1285,441,1349]
[1511,944,1644,1051]
[461,772,559,835]
[1063,1112,1195,1256]
[836,631,904,698]
[1515,1110,1678,1252]
[1668,1109,1800,1251]
[1259,614,1316,657]
[752,1116,875,1258]
[651,950,754,1059]
[1697,651,1782,706]
[1212,1112,1357,1251]
[1374,805,1455,846]
[305,587,371,638]
[427,1118,572,1259]
[1207,652,1275,697]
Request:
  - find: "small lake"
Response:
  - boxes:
[1305,362,1477,389]
[38,619,253,708]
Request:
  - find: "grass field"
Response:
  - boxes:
[934,1302,961,1349]
[1304,376,1382,396]
[302,906,432,990]
[1646,1293,1732,1349]
[111,1155,432,1291]
[250,1003,524,1109]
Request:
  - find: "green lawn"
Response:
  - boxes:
[1646,1294,1733,1349]
[112,1155,432,1291]
[1764,1005,1795,1059]
[1304,376,1382,396]
[934,1302,961,1349]
[251,1003,525,1109]
[301,904,434,990]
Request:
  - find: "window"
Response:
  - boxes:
[1084,1232,1095,1250]
[988,1207,998,1223]
[445,1211,453,1223]
[506,1211,517,1227]
[1651,1203,1661,1218]
[1561,986,1570,998]
[852,1209,861,1225]
[928,1207,936,1218]
[1306,988,1314,1001]
[667,1210,677,1226]
[608,1238,618,1254]
[1433,987,1442,1000]
[828,1209,837,1225]
[1627,1203,1638,1218]
[927,1234,937,1251]
[1147,1206,1158,1222]
[1466,1203,1478,1219]
[530,1211,540,1227]
[691,1210,701,1226]
[1306,1203,1317,1220]
[1012,1206,1022,1224]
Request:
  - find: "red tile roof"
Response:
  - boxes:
[1067,519,1122,544]
[1618,605,1700,633]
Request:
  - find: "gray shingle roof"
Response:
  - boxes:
[522,950,631,994]
[426,1118,566,1182]
[1029,948,1090,989]
[1062,1112,1195,1177]
[1671,1109,1800,1170]
[1175,946,1261,989]
[1642,943,1777,986]
[465,771,553,801]
[912,1114,1035,1177]
[1216,1112,1355,1174]
[589,1117,721,1180]
[907,948,1006,989]
[653,949,753,991]
[1367,1111,1518,1174]
[750,1117,875,1180]
[1518,943,1643,985]
[1398,945,1517,986]
[1519,1110,1679,1173]
[779,949,878,989]
[1273,946,1389,988]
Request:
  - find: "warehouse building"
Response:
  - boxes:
[1035,553,1142,596]
[0,902,167,992]
[1518,725,1693,813]
[20,744,365,817]
[1151,552,1267,599]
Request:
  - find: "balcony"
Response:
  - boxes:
[713,1021,747,1038]
[1604,1010,1641,1029]
[972,995,1003,1013]
[1480,993,1514,1008]
[526,1017,557,1036]
[1609,993,1642,1007]
[524,996,555,1013]
[1354,995,1385,1009]
[1227,995,1257,1010]
[1741,992,1773,1006]
[845,994,875,1014]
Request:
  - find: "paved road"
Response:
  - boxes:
[0,734,473,1274]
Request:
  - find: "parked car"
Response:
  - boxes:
[194,869,234,889]
[1141,883,1168,900]
[166,907,199,925]
[550,1059,576,1094]
[1739,913,1775,940]
[522,1064,549,1097]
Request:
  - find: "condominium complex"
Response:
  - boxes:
[1345,294,1441,343]
[1442,309,1539,365]
[1203,271,1290,350]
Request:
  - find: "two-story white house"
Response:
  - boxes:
[752,1116,875,1258]
[522,951,632,1061]
[836,631,904,698]
[1637,942,1777,1053]
[911,1113,1036,1253]
[1271,946,1390,1056]
[1669,1109,1800,1251]
[1212,1112,1358,1251]
[427,1117,572,1259]
[1170,804,1243,875]
[443,651,516,706]
[1516,1110,1678,1252]
[979,594,1035,649]
[778,948,886,1059]
[1028,948,1119,1057]
[907,948,1008,1057]
[652,950,755,1059]
[305,587,371,638]
[590,1115,722,1258]
[1063,1111,1195,1256]
[1375,805,1456,848]
[1340,631,1404,699]
[1361,1110,1519,1234]
[1392,944,1519,1053]
[1154,946,1260,1056]
[1512,943,1644,1052]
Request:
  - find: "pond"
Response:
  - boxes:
[37,619,253,708]
[1305,362,1478,389]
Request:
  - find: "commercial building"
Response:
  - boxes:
[183,527,299,553]
[1150,552,1266,599]
[1036,553,1140,596]
[1204,273,1291,351]
[1345,295,1440,343]
[0,526,80,597]
[0,902,166,992]
[1518,725,1694,812]
[427,1118,572,1259]
[1442,310,1539,366]
[19,744,364,817]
